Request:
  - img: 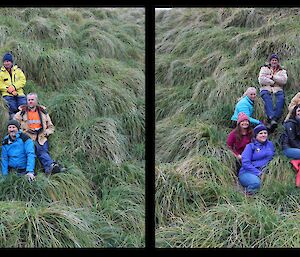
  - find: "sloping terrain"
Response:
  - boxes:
[0,7,145,247]
[155,8,300,247]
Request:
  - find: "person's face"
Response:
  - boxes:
[270,58,279,68]
[239,120,250,129]
[296,107,300,118]
[8,125,18,138]
[247,91,256,101]
[27,95,38,108]
[3,60,12,69]
[256,130,268,143]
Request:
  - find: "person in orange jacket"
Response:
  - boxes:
[281,104,300,187]
[0,52,27,119]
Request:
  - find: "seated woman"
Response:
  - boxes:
[284,92,300,122]
[227,112,253,175]
[231,87,261,128]
[281,104,300,187]
[238,124,275,195]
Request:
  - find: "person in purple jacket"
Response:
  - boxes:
[238,124,275,195]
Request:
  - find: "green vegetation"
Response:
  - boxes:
[156,8,300,247]
[0,7,144,247]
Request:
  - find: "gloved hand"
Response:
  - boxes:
[7,85,16,94]
[12,90,18,96]
[25,172,35,182]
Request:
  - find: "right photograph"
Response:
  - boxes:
[155,7,300,247]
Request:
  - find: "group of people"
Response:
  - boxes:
[0,52,65,181]
[227,53,300,195]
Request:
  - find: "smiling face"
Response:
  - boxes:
[270,58,279,68]
[256,130,268,143]
[247,91,257,101]
[296,107,300,118]
[3,60,13,69]
[239,120,250,129]
[8,125,18,139]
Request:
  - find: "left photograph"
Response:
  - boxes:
[0,7,145,247]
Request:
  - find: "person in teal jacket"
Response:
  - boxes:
[231,87,261,127]
[1,120,35,181]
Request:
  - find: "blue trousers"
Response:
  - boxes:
[35,141,54,173]
[3,95,27,116]
[260,90,285,120]
[239,172,261,194]
[283,148,300,159]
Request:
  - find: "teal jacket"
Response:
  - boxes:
[231,96,260,125]
[1,131,35,176]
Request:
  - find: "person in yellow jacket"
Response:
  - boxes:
[0,52,27,119]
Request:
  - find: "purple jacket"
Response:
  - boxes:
[238,139,275,177]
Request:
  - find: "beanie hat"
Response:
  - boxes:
[269,53,279,62]
[237,112,249,124]
[7,120,20,130]
[254,124,267,137]
[3,52,13,63]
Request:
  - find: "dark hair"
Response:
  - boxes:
[234,122,253,142]
[291,104,300,120]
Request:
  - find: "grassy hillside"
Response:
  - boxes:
[0,7,144,247]
[155,7,300,247]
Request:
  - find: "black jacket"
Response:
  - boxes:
[282,118,300,149]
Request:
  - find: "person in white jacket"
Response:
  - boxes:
[258,53,287,131]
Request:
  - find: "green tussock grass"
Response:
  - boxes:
[156,7,300,248]
[0,7,144,247]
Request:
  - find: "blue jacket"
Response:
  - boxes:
[1,131,35,176]
[238,139,275,177]
[231,96,260,125]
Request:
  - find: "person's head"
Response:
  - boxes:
[269,53,279,68]
[237,112,250,129]
[244,87,257,101]
[27,92,38,109]
[7,120,20,139]
[254,124,268,143]
[291,104,300,120]
[2,52,13,69]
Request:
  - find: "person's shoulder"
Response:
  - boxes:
[19,132,31,142]
[2,135,9,145]
[38,105,48,114]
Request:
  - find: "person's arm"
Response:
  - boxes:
[285,122,300,149]
[24,139,35,173]
[1,146,9,176]
[241,144,261,175]
[273,69,287,86]
[236,103,260,125]
[258,67,275,86]
[44,114,55,136]
[226,131,239,156]
[12,68,26,91]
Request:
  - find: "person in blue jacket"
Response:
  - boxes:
[238,124,275,195]
[1,119,36,181]
[231,87,261,127]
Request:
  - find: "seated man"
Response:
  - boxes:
[1,119,35,181]
[14,92,64,175]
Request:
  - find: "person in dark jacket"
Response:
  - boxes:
[281,104,300,187]
[238,124,275,195]
[1,119,35,181]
